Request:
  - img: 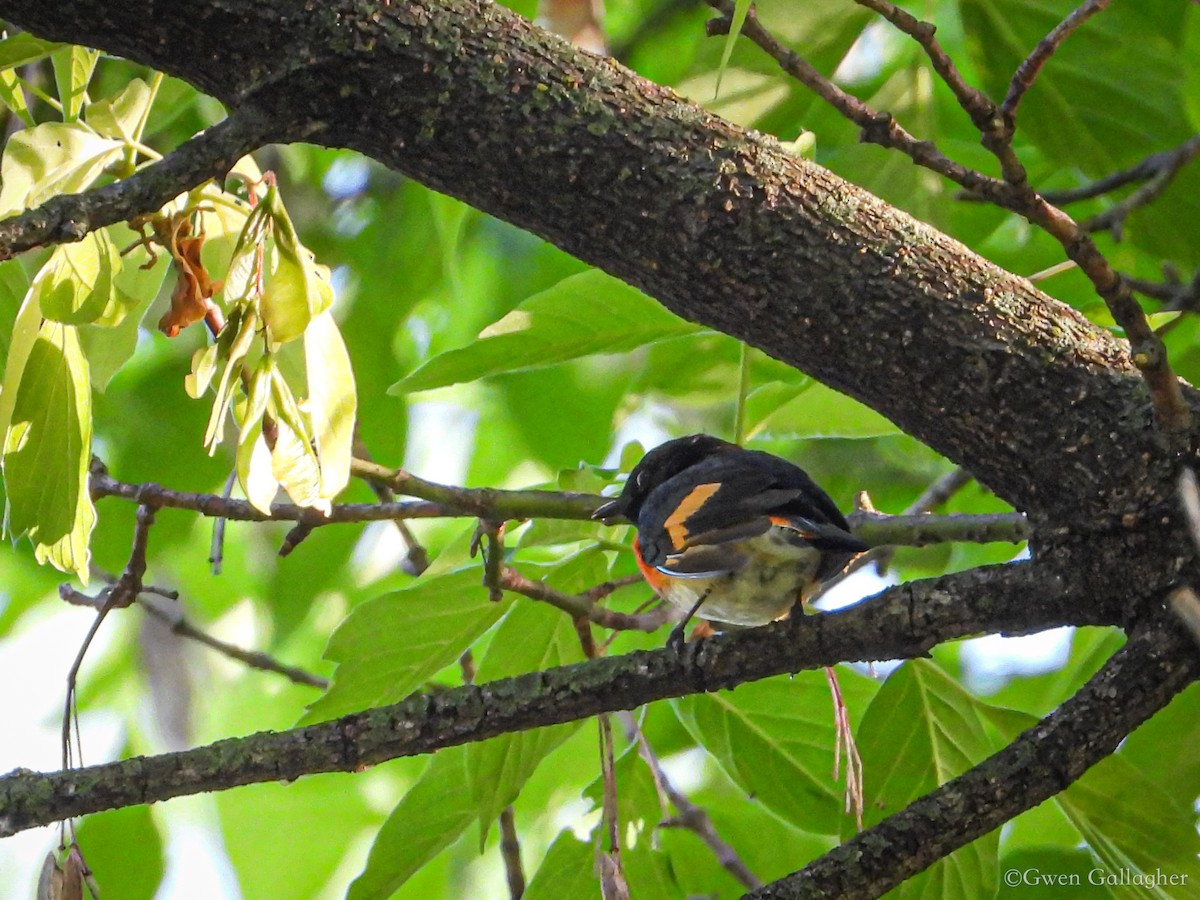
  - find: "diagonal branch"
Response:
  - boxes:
[750,617,1199,899]
[0,104,273,260]
[0,561,1116,836]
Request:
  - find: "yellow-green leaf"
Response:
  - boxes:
[0,122,122,217]
[0,70,32,127]
[0,33,60,71]
[85,77,154,143]
[203,307,259,452]
[303,310,356,502]
[51,45,98,123]
[2,320,94,581]
[236,359,277,513]
[260,190,333,343]
[37,228,121,325]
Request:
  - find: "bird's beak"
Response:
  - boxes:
[592,496,628,523]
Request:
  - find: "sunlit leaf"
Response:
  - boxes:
[261,188,333,343]
[0,69,32,127]
[236,358,277,513]
[202,306,258,451]
[2,320,94,581]
[301,567,512,724]
[37,227,121,325]
[86,77,154,142]
[347,748,475,900]
[51,45,98,122]
[304,309,356,501]
[744,381,901,440]
[0,32,60,70]
[391,269,700,394]
[0,122,122,217]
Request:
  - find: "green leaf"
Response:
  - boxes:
[1057,755,1200,898]
[854,659,999,897]
[260,188,333,343]
[2,320,94,581]
[673,667,877,836]
[0,122,122,217]
[37,227,121,325]
[0,32,60,70]
[745,380,900,440]
[960,0,1190,175]
[715,0,753,97]
[391,269,700,394]
[51,45,98,122]
[0,69,32,127]
[85,77,155,142]
[301,567,511,724]
[304,309,356,502]
[997,847,1114,899]
[468,598,586,842]
[236,358,277,513]
[347,748,476,900]
[202,306,258,452]
[74,803,164,900]
[0,260,31,371]
[523,831,596,900]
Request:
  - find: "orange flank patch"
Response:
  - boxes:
[633,540,670,596]
[664,482,721,549]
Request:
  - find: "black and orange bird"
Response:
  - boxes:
[592,433,869,651]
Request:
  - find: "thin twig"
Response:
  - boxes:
[65,574,329,689]
[1042,134,1200,206]
[712,0,1189,431]
[704,0,1011,204]
[353,432,430,575]
[91,461,1028,547]
[60,505,158,777]
[1002,0,1110,119]
[1081,134,1200,237]
[618,711,762,889]
[498,806,526,900]
[500,567,672,633]
[0,106,270,261]
[209,469,237,574]
[138,594,329,689]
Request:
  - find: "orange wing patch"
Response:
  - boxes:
[769,514,815,538]
[664,482,721,549]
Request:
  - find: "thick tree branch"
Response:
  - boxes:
[0,562,1116,835]
[751,618,1200,899]
[1,0,1190,524]
[0,105,271,260]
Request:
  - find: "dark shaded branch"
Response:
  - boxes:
[0,105,271,260]
[1041,134,1200,206]
[750,618,1200,899]
[0,562,1117,835]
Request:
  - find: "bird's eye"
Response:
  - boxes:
[635,469,649,489]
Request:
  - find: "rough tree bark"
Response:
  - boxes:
[0,0,1197,896]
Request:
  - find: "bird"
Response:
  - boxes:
[593,433,871,827]
[592,433,869,652]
